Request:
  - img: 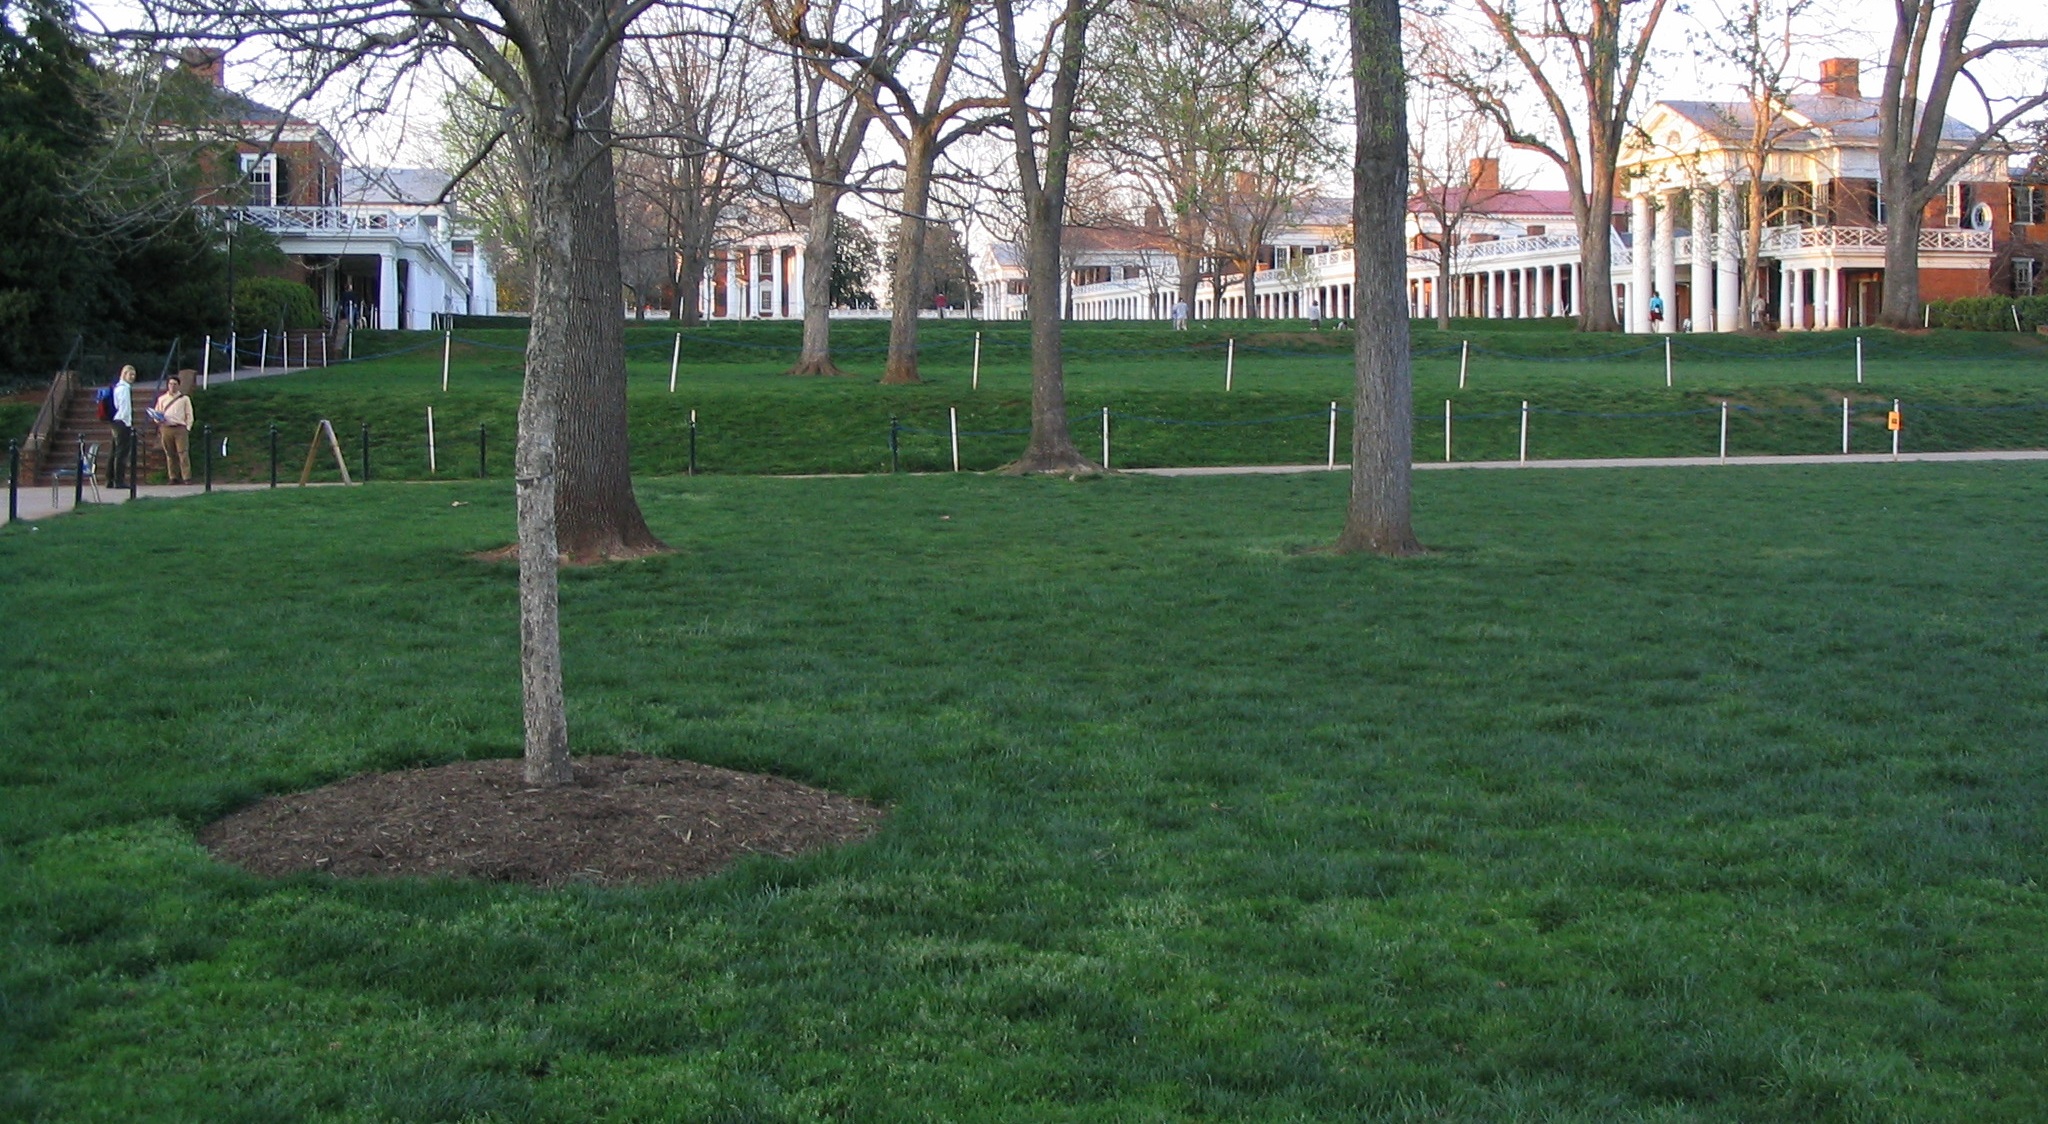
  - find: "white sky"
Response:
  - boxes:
[80,0,2045,185]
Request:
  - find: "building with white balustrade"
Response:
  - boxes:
[181,49,494,330]
[989,59,2018,333]
[695,228,809,321]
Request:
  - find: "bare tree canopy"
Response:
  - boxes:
[1874,0,2048,325]
[1416,0,1671,332]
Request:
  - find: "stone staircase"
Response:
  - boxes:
[28,379,171,487]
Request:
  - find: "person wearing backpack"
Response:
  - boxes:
[108,366,136,487]
[153,375,194,484]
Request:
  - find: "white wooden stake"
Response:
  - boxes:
[200,336,211,390]
[1459,340,1469,389]
[320,333,327,367]
[1101,406,1110,468]
[1892,398,1901,460]
[2015,305,2024,332]
[427,406,437,474]
[260,329,269,371]
[347,330,353,362]
[1841,397,1850,454]
[1225,339,1235,391]
[668,333,681,392]
[1923,304,1930,328]
[1326,401,1338,469]
[227,332,237,380]
[949,406,960,472]
[1719,401,1729,461]
[1665,338,1673,387]
[972,331,982,389]
[1444,399,1453,462]
[1519,400,1529,462]
[441,330,452,392]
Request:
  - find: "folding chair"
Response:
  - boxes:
[49,440,101,507]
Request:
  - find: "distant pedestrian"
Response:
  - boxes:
[153,375,194,484]
[1648,292,1665,326]
[1749,294,1767,329]
[109,365,136,487]
[1171,299,1189,330]
[1308,297,1322,330]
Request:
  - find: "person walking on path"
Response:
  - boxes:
[153,375,194,484]
[1648,292,1665,327]
[109,365,136,488]
[1308,297,1322,330]
[1171,299,1189,330]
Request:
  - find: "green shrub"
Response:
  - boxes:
[234,277,319,331]
[1926,294,2048,331]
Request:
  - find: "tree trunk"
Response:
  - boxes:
[1879,180,1927,327]
[883,134,935,385]
[1576,177,1622,332]
[1337,0,1421,557]
[790,184,849,375]
[1238,253,1261,319]
[550,113,666,564]
[1435,232,1454,330]
[1176,246,1200,317]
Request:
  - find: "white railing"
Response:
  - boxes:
[1458,231,1586,264]
[219,205,465,281]
[1756,225,1994,253]
[1303,247,1354,270]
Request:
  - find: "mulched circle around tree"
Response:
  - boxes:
[199,753,884,888]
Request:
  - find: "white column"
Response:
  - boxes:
[378,254,400,330]
[1655,190,1679,334]
[1779,265,1797,329]
[788,247,806,316]
[1631,193,1653,332]
[1689,188,1713,331]
[1717,185,1741,332]
[1821,266,1839,329]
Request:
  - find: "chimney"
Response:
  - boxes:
[1468,157,1501,192]
[1143,204,1164,230]
[179,47,226,87]
[1819,58,1860,99]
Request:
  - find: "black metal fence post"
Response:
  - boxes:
[268,424,279,488]
[688,413,698,476]
[202,424,214,493]
[888,416,900,474]
[360,422,371,482]
[127,438,137,499]
[6,440,17,524]
[478,423,487,478]
[73,440,83,507]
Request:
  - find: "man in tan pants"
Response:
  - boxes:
[154,375,194,483]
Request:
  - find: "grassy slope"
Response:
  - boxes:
[167,321,2048,481]
[3,465,2046,1120]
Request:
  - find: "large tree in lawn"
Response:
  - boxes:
[1337,0,1419,555]
[1874,0,2048,327]
[1418,0,1670,333]
[135,0,668,784]
[994,0,1101,473]
[777,0,1002,384]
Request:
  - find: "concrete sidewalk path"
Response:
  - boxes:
[1131,449,2048,477]
[3,482,282,527]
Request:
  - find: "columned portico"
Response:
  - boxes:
[1716,185,1741,331]
[1654,190,1678,333]
[1630,194,1653,333]
[1688,187,1713,331]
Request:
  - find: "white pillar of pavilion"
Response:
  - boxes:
[1716,185,1741,332]
[1630,193,1653,333]
[1689,187,1714,331]
[788,247,805,317]
[1820,265,1838,329]
[1654,190,1679,334]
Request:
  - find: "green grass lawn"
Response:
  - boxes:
[157,319,2048,482]
[4,463,2047,1119]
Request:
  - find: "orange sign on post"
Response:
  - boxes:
[1887,409,1902,432]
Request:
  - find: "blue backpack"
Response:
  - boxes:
[94,383,116,421]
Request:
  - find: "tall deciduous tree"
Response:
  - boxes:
[1338,0,1420,555]
[777,0,1002,384]
[1875,0,2048,326]
[994,0,1099,473]
[764,0,888,375]
[135,0,669,784]
[1418,0,1670,332]
[1407,92,1519,331]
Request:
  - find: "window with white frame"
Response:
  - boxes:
[2017,258,2039,297]
[239,153,277,206]
[2014,185,2046,227]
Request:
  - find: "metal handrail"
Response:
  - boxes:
[22,369,76,478]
